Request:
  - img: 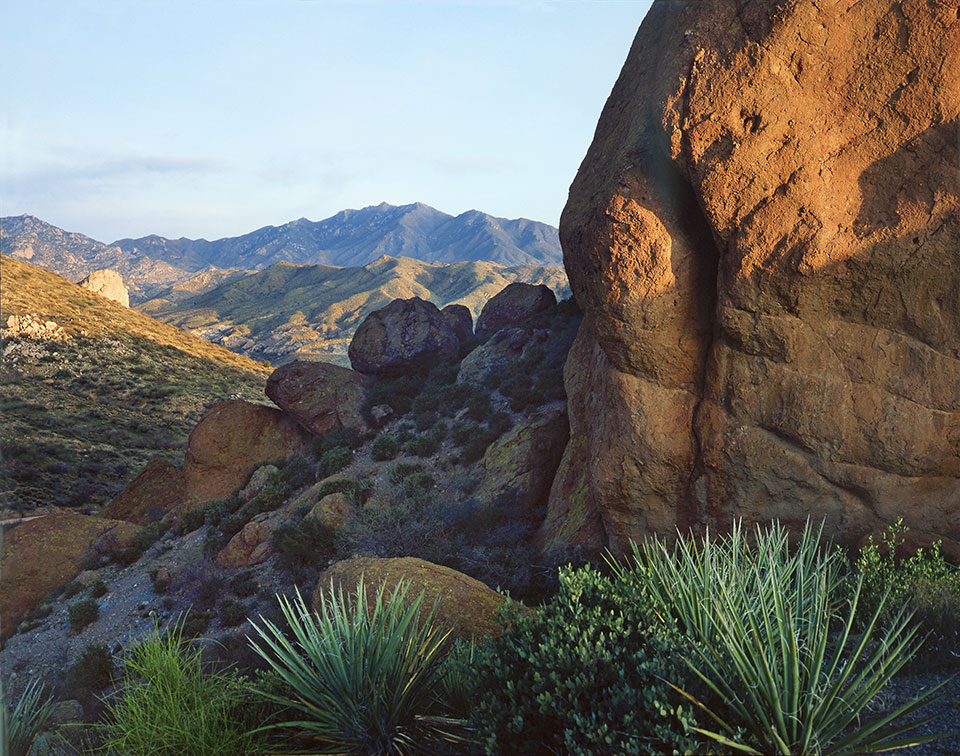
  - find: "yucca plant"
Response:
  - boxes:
[248,582,473,756]
[1,677,54,756]
[617,520,950,755]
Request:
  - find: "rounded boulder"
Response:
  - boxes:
[348,297,460,376]
[475,282,556,338]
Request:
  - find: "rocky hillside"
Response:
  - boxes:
[0,255,270,517]
[138,256,569,365]
[1,203,563,301]
[544,0,960,556]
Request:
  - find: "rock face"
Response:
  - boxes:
[348,297,460,376]
[180,400,311,516]
[265,360,370,436]
[476,406,569,510]
[547,0,960,553]
[101,458,184,525]
[475,282,556,338]
[441,304,474,345]
[458,328,547,386]
[313,556,514,643]
[0,514,138,631]
[78,268,129,307]
[2,314,69,341]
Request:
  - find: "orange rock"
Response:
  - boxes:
[101,458,184,525]
[0,514,138,632]
[180,400,311,517]
[550,0,960,552]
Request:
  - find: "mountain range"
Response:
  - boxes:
[1,203,562,302]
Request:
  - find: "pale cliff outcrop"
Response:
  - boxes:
[79,268,130,307]
[545,0,960,553]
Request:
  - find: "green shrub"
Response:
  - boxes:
[280,455,315,489]
[69,598,99,632]
[219,599,249,628]
[508,387,546,413]
[90,578,108,598]
[464,391,491,422]
[317,445,352,479]
[248,583,472,755]
[181,610,212,639]
[459,430,498,465]
[95,619,269,756]
[312,427,366,457]
[412,390,441,415]
[438,382,477,416]
[230,571,259,598]
[181,494,242,533]
[469,565,700,755]
[486,411,513,437]
[117,521,167,565]
[69,643,113,693]
[2,677,54,756]
[405,433,439,458]
[618,520,948,755]
[313,478,372,506]
[363,375,421,420]
[371,434,400,461]
[413,409,439,432]
[272,518,337,578]
[149,568,171,594]
[61,579,85,599]
[856,519,960,653]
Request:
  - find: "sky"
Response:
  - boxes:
[1,0,652,243]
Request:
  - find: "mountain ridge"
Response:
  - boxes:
[1,203,562,301]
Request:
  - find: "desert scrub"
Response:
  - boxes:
[69,597,99,632]
[467,564,700,755]
[116,521,167,566]
[90,578,108,598]
[317,445,352,478]
[95,619,269,756]
[248,583,472,755]
[219,598,249,628]
[312,477,371,506]
[69,643,114,694]
[272,518,337,579]
[230,570,259,598]
[856,519,960,657]
[371,433,400,461]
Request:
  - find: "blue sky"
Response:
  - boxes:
[1,0,651,242]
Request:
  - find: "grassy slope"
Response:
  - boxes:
[0,255,270,516]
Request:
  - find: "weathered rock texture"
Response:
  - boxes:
[180,400,311,516]
[313,556,516,643]
[475,282,556,338]
[266,360,371,436]
[476,406,569,510]
[0,514,138,631]
[546,0,960,554]
[348,297,460,376]
[78,268,129,307]
[101,458,184,525]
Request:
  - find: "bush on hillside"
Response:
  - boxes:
[371,433,400,461]
[69,643,114,694]
[69,598,99,633]
[856,519,960,657]
[317,446,352,479]
[466,565,700,755]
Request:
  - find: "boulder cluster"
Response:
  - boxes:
[3,314,71,341]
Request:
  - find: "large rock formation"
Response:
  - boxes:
[348,297,460,376]
[0,514,138,631]
[265,360,371,436]
[475,282,556,338]
[78,268,129,307]
[180,400,311,516]
[102,458,184,525]
[441,303,474,345]
[546,0,960,554]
